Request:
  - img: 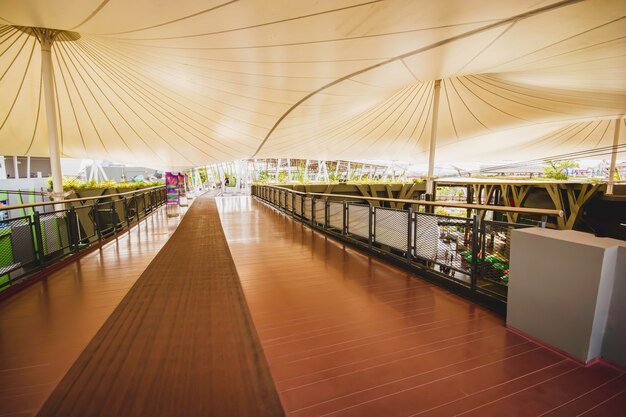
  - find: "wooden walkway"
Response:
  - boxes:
[36,194,284,417]
[218,196,626,417]
[2,194,624,416]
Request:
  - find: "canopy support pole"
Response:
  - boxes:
[13,156,19,179]
[287,158,291,182]
[607,117,623,195]
[38,29,63,201]
[426,79,442,197]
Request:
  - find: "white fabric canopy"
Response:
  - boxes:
[0,0,624,169]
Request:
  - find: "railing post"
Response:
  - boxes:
[33,211,45,266]
[134,193,140,222]
[324,200,329,229]
[343,201,348,236]
[94,202,102,241]
[368,205,374,248]
[123,197,130,227]
[291,193,295,217]
[407,207,413,263]
[470,214,479,291]
[110,201,116,234]
[311,197,316,227]
[68,206,79,252]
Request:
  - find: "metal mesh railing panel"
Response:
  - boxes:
[303,197,312,220]
[477,221,531,294]
[374,208,408,252]
[39,212,70,256]
[347,204,369,240]
[286,193,293,210]
[314,200,325,226]
[414,213,474,280]
[294,195,302,216]
[0,217,35,279]
[328,202,343,230]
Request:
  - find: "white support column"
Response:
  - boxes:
[426,79,442,196]
[275,158,281,182]
[13,156,19,179]
[304,159,309,181]
[38,29,63,201]
[0,156,6,179]
[98,162,108,181]
[26,156,31,179]
[607,117,623,195]
[287,158,292,182]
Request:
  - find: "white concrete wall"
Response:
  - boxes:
[507,228,625,365]
[602,246,626,366]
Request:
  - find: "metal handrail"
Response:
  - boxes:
[258,184,563,217]
[0,189,48,195]
[0,185,164,211]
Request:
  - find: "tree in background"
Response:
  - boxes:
[542,160,579,180]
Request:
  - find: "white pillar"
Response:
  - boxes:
[26,156,31,179]
[426,79,442,196]
[38,29,63,200]
[13,156,19,179]
[607,117,623,195]
[287,158,292,182]
[304,159,309,181]
[0,156,6,179]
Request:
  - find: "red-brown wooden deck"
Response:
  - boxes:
[1,194,624,416]
[217,196,626,417]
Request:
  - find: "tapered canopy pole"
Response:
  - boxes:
[36,28,63,200]
[426,79,442,196]
[607,117,623,195]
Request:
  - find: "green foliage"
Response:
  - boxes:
[542,160,579,180]
[277,172,289,183]
[434,207,451,216]
[47,176,164,191]
[198,167,208,184]
[257,171,270,181]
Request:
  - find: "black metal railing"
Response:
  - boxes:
[0,186,166,292]
[252,184,562,312]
